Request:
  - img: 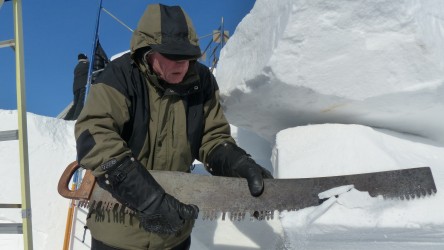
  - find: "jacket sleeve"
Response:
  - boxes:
[198,71,236,164]
[74,80,132,177]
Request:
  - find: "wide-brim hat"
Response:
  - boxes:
[130,4,201,59]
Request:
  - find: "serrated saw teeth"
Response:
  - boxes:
[201,210,219,221]
[124,207,134,214]
[202,210,277,221]
[60,166,436,222]
[429,189,437,196]
[229,211,246,221]
[252,210,273,221]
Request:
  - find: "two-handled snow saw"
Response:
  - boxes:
[58,161,437,221]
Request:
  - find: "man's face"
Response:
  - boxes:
[148,52,190,84]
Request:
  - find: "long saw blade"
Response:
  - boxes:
[58,162,437,221]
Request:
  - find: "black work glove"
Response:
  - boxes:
[96,157,199,234]
[207,142,273,197]
[138,193,199,234]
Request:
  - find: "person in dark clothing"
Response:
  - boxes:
[75,4,273,249]
[64,53,89,120]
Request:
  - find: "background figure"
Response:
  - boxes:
[64,53,89,120]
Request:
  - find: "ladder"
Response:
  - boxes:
[0,0,34,249]
[0,131,23,235]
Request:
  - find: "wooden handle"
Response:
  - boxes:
[57,161,96,200]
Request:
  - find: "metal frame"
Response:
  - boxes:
[0,0,34,249]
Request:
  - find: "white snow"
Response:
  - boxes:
[2,0,444,249]
[217,0,444,144]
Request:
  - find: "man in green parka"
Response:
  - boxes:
[75,3,273,250]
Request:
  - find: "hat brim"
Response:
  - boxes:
[150,40,201,60]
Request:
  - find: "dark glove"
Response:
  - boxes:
[207,142,273,197]
[96,157,199,234]
[138,193,199,234]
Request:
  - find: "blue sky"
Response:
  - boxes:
[0,0,255,117]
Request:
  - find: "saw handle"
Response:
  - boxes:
[57,161,96,200]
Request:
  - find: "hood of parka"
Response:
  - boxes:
[130,4,201,59]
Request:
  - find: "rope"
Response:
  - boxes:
[198,33,213,39]
[102,7,134,33]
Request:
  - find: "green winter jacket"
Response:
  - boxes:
[74,4,235,249]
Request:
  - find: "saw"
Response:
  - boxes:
[58,161,437,221]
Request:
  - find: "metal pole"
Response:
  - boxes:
[221,17,225,48]
[63,1,103,247]
[84,0,103,102]
[13,0,33,249]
